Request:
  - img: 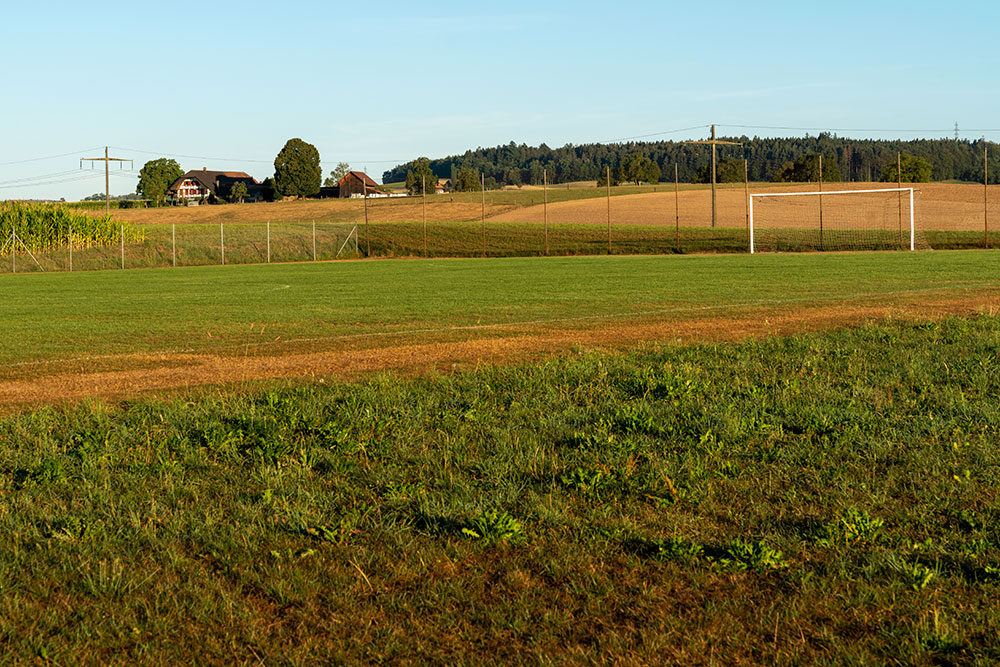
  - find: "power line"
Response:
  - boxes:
[602,125,710,144]
[716,123,1000,134]
[0,147,103,167]
[0,170,85,186]
[0,173,106,190]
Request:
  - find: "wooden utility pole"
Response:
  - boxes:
[543,168,548,255]
[674,164,680,252]
[606,166,612,254]
[81,147,132,215]
[685,125,741,228]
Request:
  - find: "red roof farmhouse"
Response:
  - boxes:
[167,169,260,203]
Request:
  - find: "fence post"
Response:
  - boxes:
[819,155,824,251]
[121,223,124,270]
[481,172,486,257]
[312,220,317,261]
[422,174,427,257]
[606,165,611,254]
[543,168,548,255]
[172,224,176,267]
[744,159,751,253]
[221,223,225,266]
[986,146,990,249]
[674,164,680,253]
[364,179,370,257]
[267,221,271,263]
[69,224,73,272]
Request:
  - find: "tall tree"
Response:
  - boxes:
[453,167,482,192]
[879,154,932,183]
[136,158,183,206]
[620,154,661,185]
[273,138,322,198]
[323,162,351,187]
[405,157,436,195]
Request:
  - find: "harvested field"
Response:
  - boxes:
[489,182,998,231]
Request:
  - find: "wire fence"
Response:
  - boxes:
[0,181,997,275]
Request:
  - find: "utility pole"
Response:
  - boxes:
[81,147,131,215]
[685,125,741,228]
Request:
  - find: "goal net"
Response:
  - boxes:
[749,187,930,253]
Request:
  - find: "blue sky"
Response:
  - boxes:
[2,0,998,199]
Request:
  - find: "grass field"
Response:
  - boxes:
[1,250,998,406]
[1,314,1000,662]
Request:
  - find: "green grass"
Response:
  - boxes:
[1,315,999,662]
[1,251,998,369]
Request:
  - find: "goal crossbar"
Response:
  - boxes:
[749,187,915,254]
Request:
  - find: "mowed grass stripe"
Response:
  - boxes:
[1,250,998,368]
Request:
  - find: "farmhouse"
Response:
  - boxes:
[167,168,260,203]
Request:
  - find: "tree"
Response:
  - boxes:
[597,168,621,187]
[136,158,183,206]
[879,154,932,183]
[453,167,482,192]
[505,168,522,188]
[772,154,841,183]
[273,138,322,198]
[694,157,746,184]
[323,162,351,187]
[620,154,661,185]
[405,157,436,195]
[230,181,248,203]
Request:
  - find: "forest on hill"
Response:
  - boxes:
[383,135,999,187]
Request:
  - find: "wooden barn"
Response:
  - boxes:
[334,171,386,198]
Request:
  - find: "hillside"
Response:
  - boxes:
[383,136,999,188]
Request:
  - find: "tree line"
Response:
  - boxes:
[382,135,999,187]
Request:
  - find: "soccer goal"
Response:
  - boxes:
[749,187,929,253]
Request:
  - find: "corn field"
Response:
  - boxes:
[0,202,144,252]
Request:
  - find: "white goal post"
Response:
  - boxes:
[749,187,916,254]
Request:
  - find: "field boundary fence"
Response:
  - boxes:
[1,179,998,275]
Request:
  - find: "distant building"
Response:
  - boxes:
[167,168,260,203]
[333,171,387,198]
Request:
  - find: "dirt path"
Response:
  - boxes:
[2,293,996,410]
